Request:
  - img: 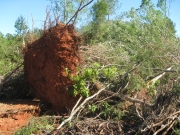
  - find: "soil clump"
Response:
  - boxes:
[24,23,81,114]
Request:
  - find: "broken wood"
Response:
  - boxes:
[57,83,110,129]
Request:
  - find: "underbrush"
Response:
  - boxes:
[0,71,33,99]
[0,36,23,75]
[15,117,55,135]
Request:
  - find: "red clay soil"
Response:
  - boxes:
[0,100,40,135]
[24,23,81,114]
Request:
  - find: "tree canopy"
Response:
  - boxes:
[14,15,28,36]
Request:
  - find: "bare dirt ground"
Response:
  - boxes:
[0,99,40,135]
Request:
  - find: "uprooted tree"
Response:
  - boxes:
[24,0,94,114]
[24,23,81,113]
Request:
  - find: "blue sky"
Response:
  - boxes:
[0,0,179,37]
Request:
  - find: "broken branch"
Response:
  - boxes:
[56,83,110,129]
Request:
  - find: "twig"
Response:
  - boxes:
[69,131,74,135]
[76,107,83,119]
[43,115,69,119]
[66,0,94,25]
[3,63,23,83]
[123,95,153,107]
[118,121,122,132]
[56,84,110,129]
[71,96,83,115]
[147,67,172,86]
[141,110,180,133]
[169,110,180,117]
[53,10,60,25]
[93,112,102,119]
[72,0,83,25]
[153,120,173,135]
[96,87,121,103]
[44,6,50,31]
[162,120,176,135]
[145,68,176,72]
[31,14,34,41]
[134,103,145,121]
[76,123,83,132]
[95,81,128,104]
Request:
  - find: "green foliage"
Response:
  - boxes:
[105,0,119,17]
[71,75,90,97]
[88,104,98,113]
[49,0,73,23]
[101,101,123,120]
[81,0,179,96]
[87,0,118,41]
[66,62,118,97]
[0,33,22,75]
[102,101,110,108]
[163,17,176,34]
[15,117,54,135]
[6,33,15,41]
[14,15,28,36]
[0,16,39,76]
[174,128,180,135]
[49,0,89,23]
[140,0,151,8]
[0,16,28,75]
[128,72,145,92]
[82,67,99,81]
[88,101,123,120]
[146,82,157,96]
[102,66,117,80]
[91,0,109,23]
[173,120,180,135]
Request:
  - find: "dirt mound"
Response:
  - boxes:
[24,23,81,114]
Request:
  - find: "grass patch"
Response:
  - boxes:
[15,116,55,135]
